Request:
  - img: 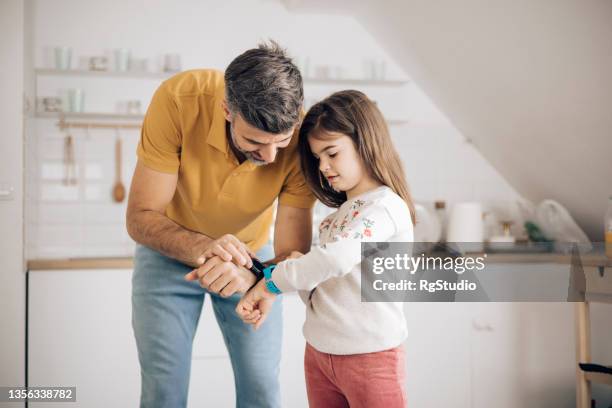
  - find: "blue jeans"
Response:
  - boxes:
[132,244,282,408]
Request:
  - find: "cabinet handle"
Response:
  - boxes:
[0,185,14,200]
[472,320,494,332]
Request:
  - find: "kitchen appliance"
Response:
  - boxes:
[446,202,483,253]
[414,203,441,244]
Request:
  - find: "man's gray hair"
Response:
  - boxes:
[225,40,303,134]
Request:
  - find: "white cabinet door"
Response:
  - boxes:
[187,292,308,407]
[404,263,577,408]
[470,301,576,408]
[404,302,473,407]
[188,296,234,407]
[470,263,576,408]
[188,294,308,408]
[187,356,235,407]
[28,269,140,408]
[280,293,308,408]
[469,302,522,408]
[29,271,309,408]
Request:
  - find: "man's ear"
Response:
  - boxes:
[221,100,232,122]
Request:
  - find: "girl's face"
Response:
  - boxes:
[308,130,381,199]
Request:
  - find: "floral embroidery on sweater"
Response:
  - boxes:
[320,198,376,242]
[319,217,333,234]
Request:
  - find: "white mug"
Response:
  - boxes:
[163,54,181,72]
[68,89,84,113]
[114,48,131,72]
[54,47,72,70]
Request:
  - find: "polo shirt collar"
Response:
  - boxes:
[207,97,229,156]
[207,98,259,171]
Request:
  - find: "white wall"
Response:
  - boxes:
[0,0,26,405]
[26,0,520,259]
[287,0,612,240]
[18,1,612,406]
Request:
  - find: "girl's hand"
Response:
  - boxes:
[236,280,277,330]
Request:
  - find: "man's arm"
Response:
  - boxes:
[126,161,214,266]
[184,203,312,296]
[267,204,313,264]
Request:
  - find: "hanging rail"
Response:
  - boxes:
[56,117,142,131]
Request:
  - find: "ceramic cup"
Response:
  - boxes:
[54,46,72,70]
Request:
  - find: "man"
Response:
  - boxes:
[127,41,314,408]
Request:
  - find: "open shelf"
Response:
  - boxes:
[36,69,410,86]
[34,111,410,126]
[35,68,174,80]
[303,77,410,86]
[35,111,144,121]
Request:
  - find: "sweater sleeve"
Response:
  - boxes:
[271,201,397,292]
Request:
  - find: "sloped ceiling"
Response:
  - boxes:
[283,0,612,240]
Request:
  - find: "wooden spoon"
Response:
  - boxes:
[112,135,126,203]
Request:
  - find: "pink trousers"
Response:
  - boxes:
[304,342,407,408]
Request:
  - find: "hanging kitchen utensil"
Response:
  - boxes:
[62,132,69,186]
[67,134,77,185]
[63,126,77,185]
[112,128,126,203]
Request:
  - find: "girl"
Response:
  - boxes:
[236,90,416,408]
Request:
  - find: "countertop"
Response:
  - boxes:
[28,257,134,271]
[27,252,612,271]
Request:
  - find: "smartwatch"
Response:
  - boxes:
[248,258,266,282]
[263,264,282,294]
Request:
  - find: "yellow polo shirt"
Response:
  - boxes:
[137,69,315,252]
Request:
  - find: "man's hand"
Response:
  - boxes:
[235,280,277,330]
[196,234,255,269]
[184,256,256,297]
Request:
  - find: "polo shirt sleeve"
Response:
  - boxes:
[278,159,316,209]
[136,82,182,174]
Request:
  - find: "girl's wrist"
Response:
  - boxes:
[258,279,277,297]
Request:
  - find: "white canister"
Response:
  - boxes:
[446,202,484,252]
[114,48,131,72]
[68,89,84,113]
[163,53,181,72]
[54,46,72,70]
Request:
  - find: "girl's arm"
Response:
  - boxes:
[271,202,397,292]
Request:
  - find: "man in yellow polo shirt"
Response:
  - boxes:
[127,42,314,408]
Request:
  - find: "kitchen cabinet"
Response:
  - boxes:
[28,268,308,407]
[29,260,599,407]
[403,302,473,407]
[404,263,577,408]
[28,269,140,408]
[187,292,308,407]
[469,263,576,408]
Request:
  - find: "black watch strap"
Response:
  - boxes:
[248,257,265,282]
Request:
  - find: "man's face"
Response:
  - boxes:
[224,106,295,166]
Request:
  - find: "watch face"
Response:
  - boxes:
[250,258,266,275]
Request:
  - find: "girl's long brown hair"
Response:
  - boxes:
[298,90,416,225]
